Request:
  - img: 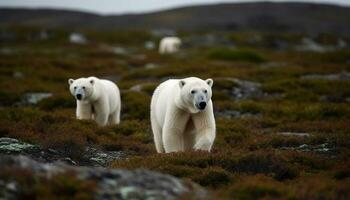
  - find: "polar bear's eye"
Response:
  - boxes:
[204,89,208,93]
[74,86,77,90]
[191,90,196,94]
[82,86,86,89]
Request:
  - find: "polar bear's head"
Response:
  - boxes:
[68,77,95,101]
[178,77,213,113]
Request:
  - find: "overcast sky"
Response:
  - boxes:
[0,0,349,15]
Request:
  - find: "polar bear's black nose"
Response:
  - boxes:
[199,102,207,110]
[76,94,82,100]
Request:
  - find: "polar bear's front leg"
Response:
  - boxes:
[76,101,92,120]
[162,108,190,153]
[193,101,216,152]
[93,99,109,126]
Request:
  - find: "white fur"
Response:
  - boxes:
[151,77,216,153]
[69,77,121,126]
[159,37,182,54]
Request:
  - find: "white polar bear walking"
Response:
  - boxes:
[159,37,182,54]
[68,76,121,126]
[151,77,216,153]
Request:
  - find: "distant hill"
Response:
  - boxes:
[1,2,350,35]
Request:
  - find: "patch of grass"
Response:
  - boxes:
[227,177,284,200]
[208,48,267,63]
[111,150,299,185]
[38,93,75,111]
[121,91,151,120]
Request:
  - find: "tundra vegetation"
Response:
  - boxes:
[0,28,350,199]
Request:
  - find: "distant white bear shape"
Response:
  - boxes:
[68,76,121,126]
[151,77,216,153]
[159,37,182,54]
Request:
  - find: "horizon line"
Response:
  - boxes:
[0,1,349,16]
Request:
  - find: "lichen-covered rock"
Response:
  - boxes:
[280,143,336,156]
[0,155,207,200]
[0,137,35,153]
[0,138,123,167]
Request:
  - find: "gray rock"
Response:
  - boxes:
[12,71,24,79]
[280,143,336,156]
[69,33,87,44]
[231,79,263,100]
[218,78,263,100]
[19,92,53,105]
[0,155,206,200]
[112,47,128,55]
[0,48,14,55]
[301,72,350,81]
[129,84,143,92]
[144,63,159,69]
[217,77,283,100]
[276,132,310,137]
[337,39,347,49]
[85,146,124,167]
[215,110,260,119]
[144,41,156,50]
[295,38,330,53]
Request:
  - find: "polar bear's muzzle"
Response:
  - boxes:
[195,101,207,111]
[198,102,207,110]
[76,94,82,100]
[74,87,86,101]
[194,93,208,111]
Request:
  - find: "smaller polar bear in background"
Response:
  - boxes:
[68,76,121,126]
[159,37,182,54]
[151,77,216,153]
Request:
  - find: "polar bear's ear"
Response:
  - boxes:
[89,79,95,85]
[206,78,213,87]
[68,79,74,85]
[179,80,186,88]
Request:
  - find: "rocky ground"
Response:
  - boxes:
[0,155,206,200]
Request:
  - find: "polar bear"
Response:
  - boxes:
[159,37,182,54]
[68,76,121,126]
[151,77,216,153]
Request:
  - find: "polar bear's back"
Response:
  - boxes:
[98,79,119,98]
[160,37,181,44]
[99,79,121,112]
[100,79,119,93]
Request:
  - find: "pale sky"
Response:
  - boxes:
[0,0,349,15]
